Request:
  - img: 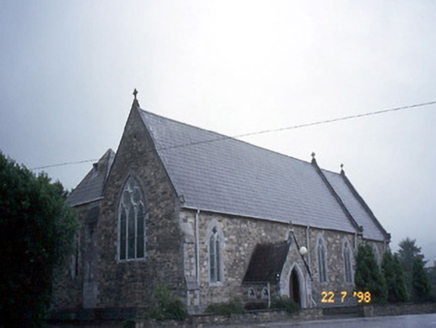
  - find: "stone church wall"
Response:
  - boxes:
[180,208,385,311]
[95,107,186,310]
[51,107,187,315]
[51,201,101,311]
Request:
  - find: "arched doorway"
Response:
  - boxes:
[289,269,300,304]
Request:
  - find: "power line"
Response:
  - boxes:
[234,100,436,139]
[32,158,98,170]
[30,100,436,170]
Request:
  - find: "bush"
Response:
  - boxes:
[205,299,245,316]
[146,285,188,321]
[382,250,408,303]
[273,297,300,314]
[412,258,433,302]
[121,320,136,328]
[354,243,388,304]
[244,302,268,310]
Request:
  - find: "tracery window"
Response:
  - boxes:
[118,177,146,260]
[317,238,327,283]
[343,241,353,283]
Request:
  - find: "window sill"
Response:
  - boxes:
[209,281,224,287]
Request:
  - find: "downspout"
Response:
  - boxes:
[267,282,271,309]
[195,210,200,285]
[306,226,311,269]
[306,226,317,308]
[354,232,358,251]
[194,209,201,308]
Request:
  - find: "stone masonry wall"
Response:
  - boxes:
[180,209,383,312]
[51,201,101,311]
[96,107,185,309]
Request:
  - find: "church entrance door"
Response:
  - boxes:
[289,269,300,304]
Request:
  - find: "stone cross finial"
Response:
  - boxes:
[310,152,317,164]
[132,89,140,108]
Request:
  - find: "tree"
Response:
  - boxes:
[427,262,436,299]
[412,257,432,302]
[0,153,78,327]
[354,243,387,304]
[382,250,408,303]
[398,237,425,294]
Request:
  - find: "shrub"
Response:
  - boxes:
[244,302,268,310]
[273,297,300,314]
[146,285,188,321]
[121,320,136,328]
[382,250,408,303]
[354,243,388,304]
[205,299,245,316]
[412,258,433,302]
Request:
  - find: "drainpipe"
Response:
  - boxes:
[194,209,201,308]
[354,232,357,251]
[306,226,317,308]
[195,210,200,285]
[306,226,311,270]
[267,282,271,309]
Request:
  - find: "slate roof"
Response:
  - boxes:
[243,241,291,283]
[139,109,360,234]
[67,103,388,241]
[322,170,386,241]
[67,149,115,206]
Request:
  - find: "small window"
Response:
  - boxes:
[248,287,257,299]
[261,287,269,299]
[317,239,327,283]
[209,226,222,283]
[343,242,353,283]
[70,232,80,279]
[118,178,146,260]
[372,245,381,266]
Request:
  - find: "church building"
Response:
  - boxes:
[51,91,390,320]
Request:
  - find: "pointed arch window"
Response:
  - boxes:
[372,244,381,266]
[317,238,327,283]
[343,241,353,283]
[208,226,223,284]
[118,178,146,260]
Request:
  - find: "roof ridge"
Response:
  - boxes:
[339,173,390,241]
[312,159,363,234]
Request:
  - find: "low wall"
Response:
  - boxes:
[363,302,436,317]
[136,308,322,327]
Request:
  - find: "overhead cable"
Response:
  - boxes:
[30,100,436,170]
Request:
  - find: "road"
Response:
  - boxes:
[211,313,436,328]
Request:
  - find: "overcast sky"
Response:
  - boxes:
[1,1,435,263]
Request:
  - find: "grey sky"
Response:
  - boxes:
[1,1,435,262]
